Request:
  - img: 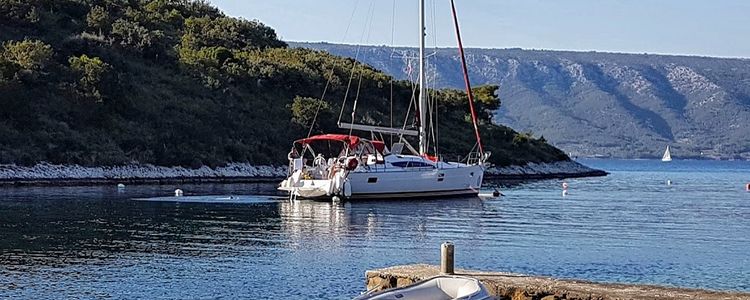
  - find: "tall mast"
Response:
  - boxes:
[418,0,427,155]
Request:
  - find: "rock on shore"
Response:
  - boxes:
[0,160,604,184]
[485,160,607,179]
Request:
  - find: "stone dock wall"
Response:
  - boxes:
[365,264,750,300]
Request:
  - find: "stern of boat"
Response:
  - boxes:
[278,168,350,200]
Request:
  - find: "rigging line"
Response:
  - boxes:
[428,91,435,153]
[339,0,376,126]
[428,65,439,155]
[349,70,366,136]
[338,51,362,125]
[450,0,484,155]
[388,0,397,59]
[400,69,419,140]
[432,0,440,158]
[307,0,362,138]
[390,74,394,146]
[388,0,396,146]
[425,56,435,153]
[348,0,377,133]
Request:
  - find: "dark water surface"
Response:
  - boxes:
[1,159,749,299]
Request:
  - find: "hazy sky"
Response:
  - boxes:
[209,0,750,58]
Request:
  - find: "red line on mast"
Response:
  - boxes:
[450,0,483,155]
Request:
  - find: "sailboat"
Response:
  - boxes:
[662,145,672,162]
[278,0,489,200]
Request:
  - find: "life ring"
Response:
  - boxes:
[345,157,359,170]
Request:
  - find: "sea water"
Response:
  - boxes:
[0,159,748,299]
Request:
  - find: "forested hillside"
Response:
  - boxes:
[296,43,750,159]
[0,0,567,167]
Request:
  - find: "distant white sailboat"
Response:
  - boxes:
[662,145,672,162]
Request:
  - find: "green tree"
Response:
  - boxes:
[2,39,53,71]
[290,96,334,132]
[68,55,111,102]
[86,5,111,34]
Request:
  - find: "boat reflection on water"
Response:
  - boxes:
[277,197,488,249]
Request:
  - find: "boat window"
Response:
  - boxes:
[390,161,434,168]
[367,177,378,183]
[390,143,405,155]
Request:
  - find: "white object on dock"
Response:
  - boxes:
[174,189,183,197]
[355,275,491,300]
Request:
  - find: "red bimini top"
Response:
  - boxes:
[296,134,386,153]
[295,134,360,148]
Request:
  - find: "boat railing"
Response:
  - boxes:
[462,151,491,166]
[465,152,482,165]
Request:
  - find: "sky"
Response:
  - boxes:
[208,0,750,58]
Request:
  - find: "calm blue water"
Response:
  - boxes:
[1,159,749,299]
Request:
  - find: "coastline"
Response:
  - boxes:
[0,160,606,187]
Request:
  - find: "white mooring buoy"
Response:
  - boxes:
[117,183,125,189]
[174,189,184,197]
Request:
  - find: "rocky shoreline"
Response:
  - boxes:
[0,160,605,186]
[485,160,608,179]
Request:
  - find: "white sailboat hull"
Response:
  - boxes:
[279,163,484,200]
[346,164,484,199]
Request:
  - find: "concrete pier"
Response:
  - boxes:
[365,264,750,300]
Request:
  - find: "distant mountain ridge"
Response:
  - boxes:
[292,42,750,159]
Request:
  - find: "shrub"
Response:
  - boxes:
[68,54,111,102]
[1,39,53,71]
